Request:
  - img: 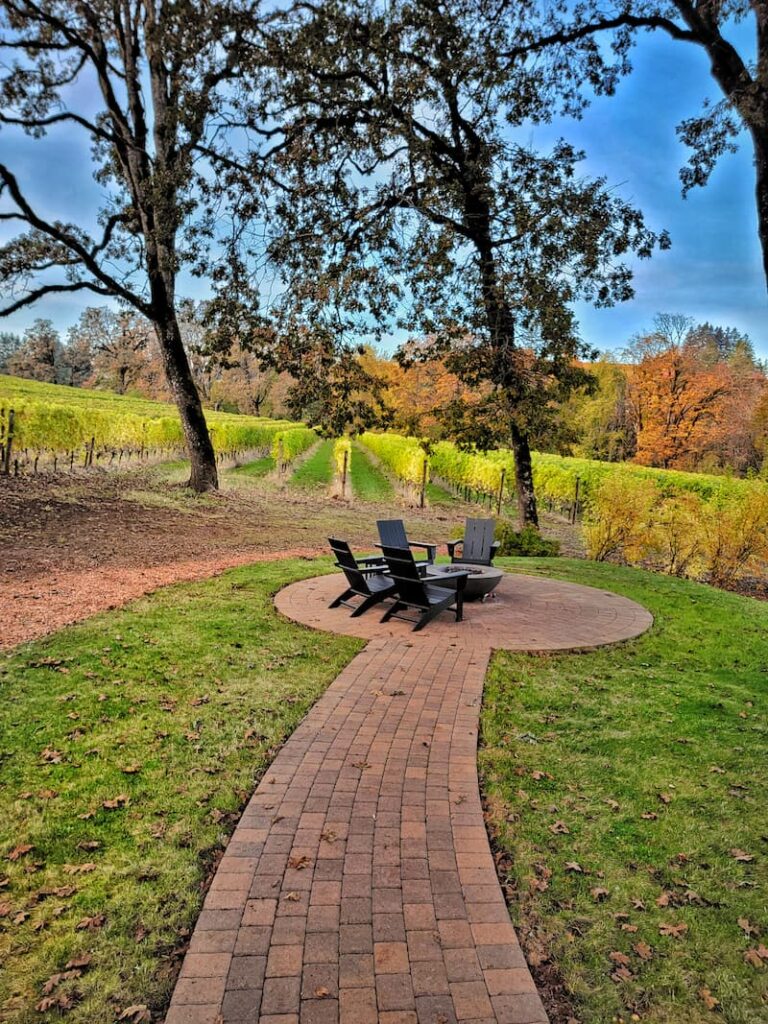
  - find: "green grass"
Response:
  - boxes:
[350,442,395,502]
[0,558,361,1023]
[481,558,768,1024]
[425,480,455,505]
[226,455,275,478]
[289,440,334,488]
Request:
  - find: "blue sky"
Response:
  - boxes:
[1,18,766,357]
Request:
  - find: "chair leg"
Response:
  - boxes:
[329,587,353,609]
[381,601,403,622]
[455,591,464,622]
[350,592,383,618]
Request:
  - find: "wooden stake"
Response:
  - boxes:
[2,409,14,476]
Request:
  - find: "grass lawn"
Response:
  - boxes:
[226,454,275,478]
[350,442,395,502]
[0,558,361,1024]
[289,440,334,488]
[482,558,768,1024]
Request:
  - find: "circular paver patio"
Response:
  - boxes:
[275,569,653,650]
[167,568,652,1024]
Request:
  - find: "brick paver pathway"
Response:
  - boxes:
[166,571,652,1024]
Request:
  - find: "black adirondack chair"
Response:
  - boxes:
[376,519,437,565]
[328,539,397,617]
[379,545,468,631]
[447,518,500,567]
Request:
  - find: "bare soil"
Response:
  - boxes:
[0,464,584,649]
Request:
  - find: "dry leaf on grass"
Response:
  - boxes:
[7,844,33,861]
[659,922,688,939]
[699,987,720,1010]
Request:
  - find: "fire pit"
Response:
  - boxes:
[425,563,504,601]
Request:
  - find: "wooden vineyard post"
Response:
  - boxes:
[570,476,581,524]
[341,448,348,498]
[88,436,95,468]
[1,408,14,476]
[496,468,506,516]
[419,456,428,509]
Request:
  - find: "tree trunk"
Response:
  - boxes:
[753,131,768,293]
[155,312,218,492]
[509,422,539,528]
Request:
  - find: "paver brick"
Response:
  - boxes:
[170,569,651,1021]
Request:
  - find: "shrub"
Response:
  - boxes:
[698,485,768,586]
[583,474,660,562]
[495,521,560,557]
[649,493,704,577]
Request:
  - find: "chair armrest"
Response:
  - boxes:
[358,554,387,565]
[408,540,437,561]
[446,539,462,557]
[429,570,469,593]
[489,541,501,560]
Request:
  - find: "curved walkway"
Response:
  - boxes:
[166,571,652,1024]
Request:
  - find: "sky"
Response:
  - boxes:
[1,15,766,358]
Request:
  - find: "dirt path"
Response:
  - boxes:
[2,465,582,650]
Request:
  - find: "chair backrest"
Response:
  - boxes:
[460,518,496,564]
[377,519,408,549]
[380,545,429,607]
[328,538,370,595]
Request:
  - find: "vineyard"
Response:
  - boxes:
[0,375,312,473]
[3,377,768,586]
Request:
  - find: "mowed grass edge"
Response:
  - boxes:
[0,558,361,1024]
[481,558,768,1024]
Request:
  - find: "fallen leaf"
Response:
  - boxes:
[659,922,688,939]
[65,954,93,970]
[634,941,653,961]
[590,887,609,902]
[658,792,672,805]
[7,844,33,862]
[103,794,130,810]
[42,970,81,994]
[730,848,754,862]
[564,862,583,873]
[621,924,638,933]
[641,812,658,821]
[121,764,141,775]
[700,987,719,1010]
[283,891,301,902]
[288,854,311,871]
[119,1006,151,1022]
[76,913,105,931]
[738,917,759,936]
[744,948,766,969]
[40,748,63,763]
[609,951,630,966]
[314,987,330,998]
[63,863,97,875]
[610,965,633,983]
[549,820,570,835]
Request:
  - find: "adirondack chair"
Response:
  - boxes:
[328,539,397,617]
[376,519,437,565]
[379,545,468,631]
[446,518,500,567]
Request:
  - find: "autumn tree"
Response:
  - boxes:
[624,314,766,470]
[0,0,262,490]
[262,0,667,525]
[359,347,470,438]
[511,1,768,291]
[5,319,62,382]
